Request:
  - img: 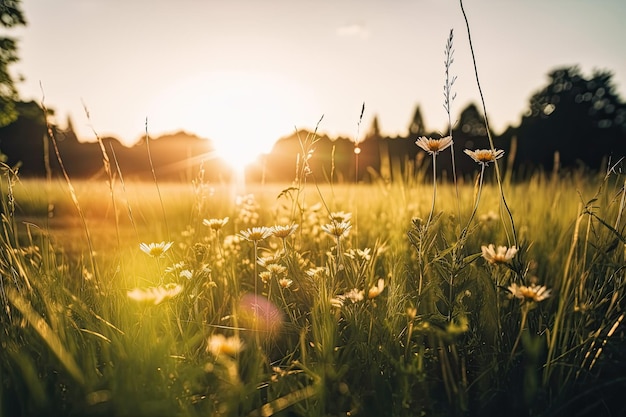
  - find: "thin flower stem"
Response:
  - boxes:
[426,153,437,228]
[448,274,454,322]
[278,286,296,324]
[368,311,374,345]
[510,305,529,360]
[461,163,486,238]
[281,238,288,255]
[253,241,259,297]
[252,240,261,348]
[335,236,342,273]
[405,321,414,359]
[460,0,517,247]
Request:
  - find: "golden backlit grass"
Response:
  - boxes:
[2,164,624,417]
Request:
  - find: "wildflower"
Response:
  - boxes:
[179,269,193,280]
[508,283,552,303]
[235,194,260,225]
[342,288,364,303]
[321,221,352,239]
[368,278,385,299]
[222,234,242,251]
[356,248,372,261]
[481,244,518,264]
[206,334,243,357]
[238,226,273,242]
[330,297,344,309]
[82,266,94,281]
[479,210,499,222]
[464,148,505,166]
[278,278,293,289]
[165,261,186,274]
[265,263,287,277]
[446,315,469,336]
[329,211,352,223]
[271,224,299,239]
[139,241,173,258]
[258,252,284,267]
[180,225,195,238]
[306,267,328,279]
[415,136,453,155]
[127,283,182,305]
[203,217,229,231]
[259,271,272,284]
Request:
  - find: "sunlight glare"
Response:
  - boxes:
[148,71,319,173]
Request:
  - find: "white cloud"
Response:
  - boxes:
[336,23,370,39]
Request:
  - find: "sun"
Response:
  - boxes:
[147,71,319,173]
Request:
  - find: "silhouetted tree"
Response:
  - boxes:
[356,115,382,180]
[365,115,381,141]
[452,103,486,173]
[457,103,487,139]
[60,115,79,144]
[516,66,626,170]
[0,0,26,126]
[407,105,427,140]
[0,101,47,175]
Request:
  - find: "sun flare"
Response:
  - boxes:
[148,71,320,172]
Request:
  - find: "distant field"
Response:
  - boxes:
[11,174,593,257]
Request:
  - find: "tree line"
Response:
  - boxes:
[1,64,625,183]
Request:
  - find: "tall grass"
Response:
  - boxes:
[2,156,624,416]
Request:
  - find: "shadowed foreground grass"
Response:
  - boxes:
[1,163,624,417]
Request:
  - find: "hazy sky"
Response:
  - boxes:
[10,0,626,163]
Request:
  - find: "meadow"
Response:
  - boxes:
[1,140,625,416]
[1,5,625,414]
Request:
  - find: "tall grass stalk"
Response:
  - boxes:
[109,144,140,241]
[41,91,98,283]
[83,102,125,256]
[427,152,438,228]
[443,28,460,220]
[459,0,517,247]
[144,118,170,240]
[353,102,365,242]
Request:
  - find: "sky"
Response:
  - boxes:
[9,0,626,165]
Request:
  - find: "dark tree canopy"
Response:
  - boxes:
[365,115,381,141]
[516,66,626,170]
[0,0,26,127]
[458,103,487,137]
[0,0,25,27]
[407,105,427,138]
